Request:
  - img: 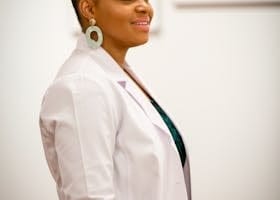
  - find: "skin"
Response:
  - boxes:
[77,0,154,67]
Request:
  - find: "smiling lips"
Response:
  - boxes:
[131,18,151,32]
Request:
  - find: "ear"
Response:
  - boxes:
[78,0,96,21]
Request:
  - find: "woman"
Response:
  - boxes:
[39,0,192,199]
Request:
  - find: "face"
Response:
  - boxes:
[93,0,154,49]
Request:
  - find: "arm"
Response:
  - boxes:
[40,76,119,200]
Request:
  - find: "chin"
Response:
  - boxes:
[130,36,149,47]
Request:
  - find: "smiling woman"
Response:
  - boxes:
[39,0,192,199]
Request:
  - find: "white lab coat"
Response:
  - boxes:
[39,34,192,200]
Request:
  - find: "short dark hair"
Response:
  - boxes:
[71,0,81,22]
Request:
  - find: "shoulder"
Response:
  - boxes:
[42,72,119,112]
[40,52,123,120]
[44,47,118,100]
[40,73,123,134]
[55,49,107,83]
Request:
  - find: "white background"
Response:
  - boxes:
[174,0,280,4]
[0,0,279,199]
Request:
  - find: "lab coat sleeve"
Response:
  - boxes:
[40,76,120,200]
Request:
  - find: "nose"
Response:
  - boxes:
[135,0,150,14]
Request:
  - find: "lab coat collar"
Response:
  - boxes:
[76,34,172,138]
[76,34,127,83]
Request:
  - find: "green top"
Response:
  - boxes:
[150,98,186,167]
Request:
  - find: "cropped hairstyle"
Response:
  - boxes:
[71,0,81,24]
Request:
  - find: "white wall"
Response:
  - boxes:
[0,0,279,199]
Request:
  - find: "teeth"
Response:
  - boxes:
[135,22,148,25]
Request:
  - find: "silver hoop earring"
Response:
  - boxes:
[86,19,103,49]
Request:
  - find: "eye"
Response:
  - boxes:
[121,0,133,3]
[144,0,150,4]
[120,0,150,4]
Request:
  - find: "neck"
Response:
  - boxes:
[101,41,128,68]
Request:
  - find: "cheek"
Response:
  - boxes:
[102,15,131,36]
[99,10,128,29]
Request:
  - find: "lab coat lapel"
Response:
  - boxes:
[181,135,192,200]
[118,79,171,137]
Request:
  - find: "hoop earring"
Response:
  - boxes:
[86,19,103,49]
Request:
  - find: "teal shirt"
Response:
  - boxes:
[150,98,186,167]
